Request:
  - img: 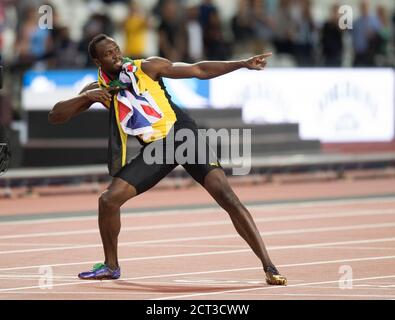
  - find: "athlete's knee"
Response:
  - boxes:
[205,173,241,209]
[99,180,137,211]
[213,186,241,210]
[99,190,121,211]
[223,190,242,210]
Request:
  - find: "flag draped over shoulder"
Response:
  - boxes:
[98,58,163,176]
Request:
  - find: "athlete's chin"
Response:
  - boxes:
[114,65,123,74]
[113,60,123,71]
[108,64,122,74]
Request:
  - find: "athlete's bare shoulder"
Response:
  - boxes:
[141,57,172,80]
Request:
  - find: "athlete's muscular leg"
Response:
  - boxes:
[98,177,137,270]
[203,169,275,270]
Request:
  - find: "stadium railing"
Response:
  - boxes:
[1,152,395,197]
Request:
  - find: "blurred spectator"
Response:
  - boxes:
[393,10,395,33]
[292,0,316,66]
[265,0,278,16]
[50,26,80,68]
[4,0,395,73]
[321,4,344,67]
[252,0,275,45]
[393,11,395,33]
[203,10,232,60]
[375,5,392,66]
[199,0,218,30]
[232,0,276,55]
[231,0,255,55]
[0,3,5,53]
[352,0,382,67]
[123,0,149,59]
[47,10,80,69]
[78,10,115,67]
[186,5,204,62]
[14,6,52,68]
[393,11,395,58]
[232,0,254,43]
[153,0,183,18]
[102,0,129,3]
[272,0,296,55]
[157,0,187,61]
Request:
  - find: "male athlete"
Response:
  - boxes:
[48,34,287,285]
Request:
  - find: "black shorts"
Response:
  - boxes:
[115,121,222,194]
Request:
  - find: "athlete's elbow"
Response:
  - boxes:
[196,71,211,80]
[197,75,209,80]
[48,106,65,124]
[48,111,59,124]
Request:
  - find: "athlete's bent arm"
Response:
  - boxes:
[48,81,115,124]
[141,53,272,81]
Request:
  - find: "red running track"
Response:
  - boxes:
[0,177,395,300]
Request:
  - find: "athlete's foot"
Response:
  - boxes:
[78,263,121,280]
[264,266,287,286]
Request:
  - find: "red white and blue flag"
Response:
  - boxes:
[98,60,163,139]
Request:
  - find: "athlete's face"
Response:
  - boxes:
[94,38,123,75]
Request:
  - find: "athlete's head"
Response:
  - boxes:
[88,34,123,75]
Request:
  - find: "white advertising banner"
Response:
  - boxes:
[22,68,394,143]
[210,69,395,143]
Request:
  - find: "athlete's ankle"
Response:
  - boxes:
[264,265,278,274]
[104,261,119,270]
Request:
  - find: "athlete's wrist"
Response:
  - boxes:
[81,91,94,102]
[239,60,248,69]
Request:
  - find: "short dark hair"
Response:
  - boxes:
[88,34,110,59]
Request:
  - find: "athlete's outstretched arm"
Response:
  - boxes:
[48,82,118,124]
[141,53,272,81]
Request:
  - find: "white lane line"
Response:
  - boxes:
[0,292,167,295]
[1,196,395,226]
[0,243,75,247]
[138,244,395,251]
[1,255,394,293]
[0,278,262,286]
[222,293,395,298]
[1,222,395,255]
[354,284,395,288]
[1,237,395,273]
[0,278,81,282]
[0,243,247,249]
[127,244,247,249]
[154,274,395,300]
[318,246,395,251]
[289,286,395,291]
[1,208,394,240]
[0,275,77,279]
[171,284,395,291]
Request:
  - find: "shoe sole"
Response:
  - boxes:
[78,275,120,280]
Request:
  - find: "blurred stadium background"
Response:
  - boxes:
[0,0,395,195]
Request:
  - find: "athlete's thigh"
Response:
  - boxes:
[181,127,223,186]
[115,150,178,195]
